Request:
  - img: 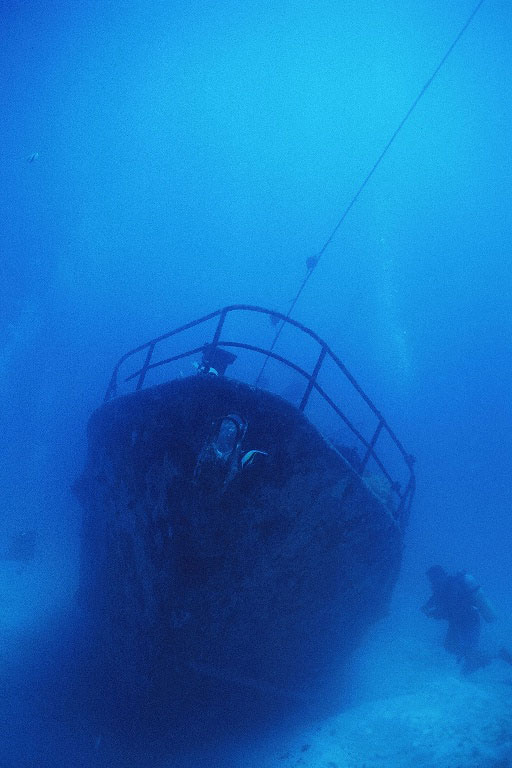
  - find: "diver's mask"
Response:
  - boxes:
[193,413,248,492]
[212,414,247,460]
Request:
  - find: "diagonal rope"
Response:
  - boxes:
[255,0,487,385]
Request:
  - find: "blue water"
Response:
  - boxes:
[1,1,510,765]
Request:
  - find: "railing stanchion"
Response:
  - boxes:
[359,418,384,473]
[105,368,119,403]
[299,346,326,411]
[137,343,156,391]
[210,308,228,351]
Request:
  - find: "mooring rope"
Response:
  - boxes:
[255,0,487,384]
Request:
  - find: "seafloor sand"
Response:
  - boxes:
[213,569,512,768]
[230,672,512,768]
[1,544,511,767]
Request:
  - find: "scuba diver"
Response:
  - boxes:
[194,412,268,494]
[421,565,512,673]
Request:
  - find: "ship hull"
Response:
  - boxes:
[75,375,403,718]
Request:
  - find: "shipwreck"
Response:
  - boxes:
[74,305,415,724]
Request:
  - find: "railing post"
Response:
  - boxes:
[396,469,415,524]
[104,368,118,402]
[299,346,327,411]
[359,418,384,473]
[137,343,155,391]
[210,307,228,351]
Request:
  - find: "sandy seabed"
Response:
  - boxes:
[188,571,512,768]
[1,552,511,768]
[230,672,512,768]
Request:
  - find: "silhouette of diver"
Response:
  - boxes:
[422,565,512,673]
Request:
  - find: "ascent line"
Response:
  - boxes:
[255,0,487,384]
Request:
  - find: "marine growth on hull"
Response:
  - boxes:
[74,305,415,724]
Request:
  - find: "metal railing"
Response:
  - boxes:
[105,305,415,524]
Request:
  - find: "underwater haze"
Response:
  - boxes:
[1,0,511,766]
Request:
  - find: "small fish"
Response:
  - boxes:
[269,313,281,327]
[241,449,268,468]
[26,152,39,163]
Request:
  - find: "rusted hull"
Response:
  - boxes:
[75,375,403,713]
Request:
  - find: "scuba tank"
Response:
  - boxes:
[461,572,497,623]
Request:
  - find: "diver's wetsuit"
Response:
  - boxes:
[422,570,484,672]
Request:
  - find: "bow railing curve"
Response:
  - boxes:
[104,305,415,525]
